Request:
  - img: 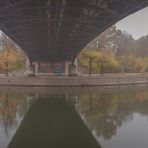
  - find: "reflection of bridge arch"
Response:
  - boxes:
[8,96,101,148]
[0,0,148,62]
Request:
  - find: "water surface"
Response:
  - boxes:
[0,86,148,148]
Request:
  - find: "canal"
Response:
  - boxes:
[0,86,148,148]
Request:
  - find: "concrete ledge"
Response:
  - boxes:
[0,75,148,87]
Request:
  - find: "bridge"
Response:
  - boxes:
[0,0,148,64]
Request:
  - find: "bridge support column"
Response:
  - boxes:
[65,61,69,75]
[25,60,35,77]
[68,59,78,77]
[35,62,39,74]
[30,62,36,76]
[25,58,35,76]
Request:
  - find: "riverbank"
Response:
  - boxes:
[0,73,148,87]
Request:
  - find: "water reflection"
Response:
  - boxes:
[0,86,148,148]
[8,95,100,148]
[0,92,32,148]
[75,88,148,148]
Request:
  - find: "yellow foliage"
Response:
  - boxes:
[119,54,147,73]
[0,34,25,72]
[79,49,119,73]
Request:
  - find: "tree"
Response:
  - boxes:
[79,49,119,75]
[134,35,148,57]
[86,26,122,55]
[119,54,147,73]
[79,49,101,75]
[0,33,26,75]
[116,31,135,56]
[96,53,119,74]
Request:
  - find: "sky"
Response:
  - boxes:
[116,7,148,39]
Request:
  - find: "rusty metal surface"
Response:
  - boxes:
[0,0,147,62]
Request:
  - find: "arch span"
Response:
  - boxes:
[0,0,147,62]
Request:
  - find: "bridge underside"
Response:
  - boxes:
[0,0,147,62]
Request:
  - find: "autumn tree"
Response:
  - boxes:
[79,49,119,75]
[119,54,147,73]
[116,31,135,56]
[134,35,148,57]
[86,26,122,55]
[0,33,26,75]
[81,25,148,74]
[97,53,119,74]
[79,49,101,76]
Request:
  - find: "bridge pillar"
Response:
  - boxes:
[68,59,78,77]
[30,62,36,76]
[35,62,39,74]
[25,57,36,76]
[65,61,69,75]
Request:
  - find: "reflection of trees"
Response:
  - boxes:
[0,92,28,135]
[1,93,17,135]
[95,116,117,140]
[76,89,148,140]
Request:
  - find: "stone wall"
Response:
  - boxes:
[0,75,148,87]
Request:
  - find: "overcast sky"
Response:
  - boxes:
[116,7,148,39]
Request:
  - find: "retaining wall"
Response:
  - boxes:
[0,75,148,87]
